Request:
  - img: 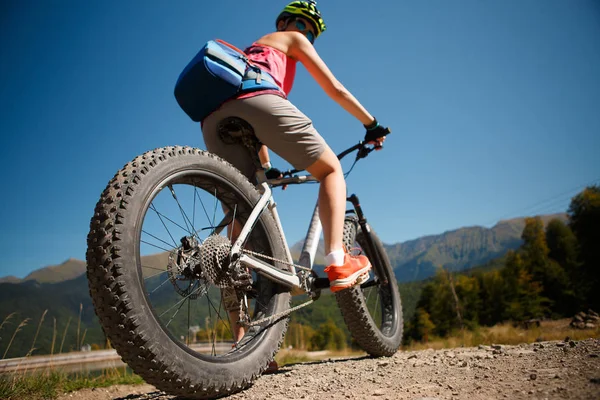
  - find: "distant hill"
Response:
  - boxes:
[386,213,567,281]
[290,213,567,282]
[0,275,21,284]
[0,252,173,285]
[0,252,186,358]
[24,258,86,283]
[0,258,86,284]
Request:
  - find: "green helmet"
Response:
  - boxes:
[276,0,327,38]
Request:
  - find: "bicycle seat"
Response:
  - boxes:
[217,117,262,169]
[217,117,258,146]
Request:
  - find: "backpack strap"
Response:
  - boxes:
[244,67,278,86]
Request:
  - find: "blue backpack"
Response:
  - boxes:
[174,39,281,122]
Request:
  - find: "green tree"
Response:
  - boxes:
[427,270,457,336]
[501,251,547,321]
[545,219,580,313]
[454,274,481,329]
[521,217,550,267]
[474,270,506,326]
[310,319,346,351]
[521,217,570,316]
[405,284,436,342]
[409,269,479,338]
[568,185,600,309]
[283,322,315,350]
[414,308,436,342]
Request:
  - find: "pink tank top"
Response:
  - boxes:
[237,43,297,99]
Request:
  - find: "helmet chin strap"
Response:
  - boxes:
[277,18,292,32]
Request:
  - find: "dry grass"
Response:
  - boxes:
[0,368,144,400]
[275,347,365,366]
[0,308,144,400]
[2,318,30,360]
[404,318,600,351]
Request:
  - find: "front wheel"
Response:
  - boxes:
[336,216,403,356]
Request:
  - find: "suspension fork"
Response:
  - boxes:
[347,194,388,285]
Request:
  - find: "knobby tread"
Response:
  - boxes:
[335,218,403,357]
[86,146,290,399]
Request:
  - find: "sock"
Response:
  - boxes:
[325,248,345,266]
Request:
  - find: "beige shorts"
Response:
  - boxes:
[202,94,327,180]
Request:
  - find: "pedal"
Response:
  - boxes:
[356,272,370,286]
[313,277,331,290]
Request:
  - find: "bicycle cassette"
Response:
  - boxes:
[198,234,234,287]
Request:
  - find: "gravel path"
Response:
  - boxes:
[59,338,600,400]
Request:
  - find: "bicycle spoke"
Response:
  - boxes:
[148,204,179,247]
[168,184,193,235]
[212,187,218,230]
[204,293,231,335]
[373,289,380,325]
[194,185,217,233]
[143,264,178,281]
[150,274,177,295]
[159,284,203,318]
[210,299,224,356]
[192,187,197,231]
[135,175,282,360]
[165,292,190,328]
[142,264,170,272]
[140,237,175,254]
[149,206,199,238]
[187,297,191,345]
[229,204,238,242]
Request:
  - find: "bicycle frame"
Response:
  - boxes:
[233,179,317,294]
[229,142,376,296]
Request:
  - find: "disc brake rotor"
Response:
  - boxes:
[167,249,205,299]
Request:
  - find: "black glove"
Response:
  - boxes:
[364,119,391,144]
[265,167,283,180]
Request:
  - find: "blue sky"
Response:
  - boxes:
[1,0,599,278]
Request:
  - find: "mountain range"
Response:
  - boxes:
[1,213,567,285]
[292,213,566,281]
[0,213,567,358]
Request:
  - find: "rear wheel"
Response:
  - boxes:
[335,216,403,356]
[86,146,290,399]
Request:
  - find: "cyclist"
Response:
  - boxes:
[202,0,390,348]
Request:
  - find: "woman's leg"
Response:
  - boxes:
[305,147,345,255]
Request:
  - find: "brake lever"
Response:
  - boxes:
[356,143,375,160]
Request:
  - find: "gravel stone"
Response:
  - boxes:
[58,338,600,400]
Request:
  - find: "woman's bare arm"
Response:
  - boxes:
[257,32,376,127]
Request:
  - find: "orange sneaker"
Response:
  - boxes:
[324,253,371,293]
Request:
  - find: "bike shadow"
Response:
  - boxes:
[270,354,374,374]
[113,391,168,400]
[110,357,374,399]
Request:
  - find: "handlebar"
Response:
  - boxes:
[268,137,386,188]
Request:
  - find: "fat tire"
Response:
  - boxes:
[336,217,403,357]
[86,146,290,399]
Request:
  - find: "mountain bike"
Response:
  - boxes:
[85,117,403,399]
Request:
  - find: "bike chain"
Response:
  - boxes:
[238,249,315,327]
[240,249,312,272]
[241,298,314,328]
